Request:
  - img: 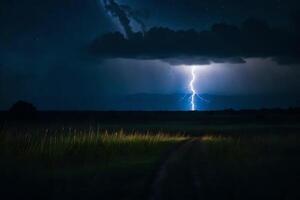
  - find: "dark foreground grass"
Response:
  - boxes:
[0,129,186,200]
[1,121,300,200]
[199,134,300,200]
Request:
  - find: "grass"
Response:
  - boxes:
[201,134,300,162]
[153,133,300,200]
[1,120,300,200]
[1,130,184,162]
[0,128,187,200]
[198,134,300,200]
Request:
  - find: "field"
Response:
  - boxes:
[0,110,300,200]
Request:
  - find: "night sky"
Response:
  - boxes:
[1,0,300,110]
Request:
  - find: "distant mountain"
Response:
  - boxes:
[96,93,300,111]
[16,93,300,111]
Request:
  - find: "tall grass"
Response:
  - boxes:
[195,134,300,199]
[0,128,186,200]
[201,134,300,160]
[0,129,186,167]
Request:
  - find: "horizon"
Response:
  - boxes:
[2,93,300,111]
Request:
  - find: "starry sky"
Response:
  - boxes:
[0,0,299,110]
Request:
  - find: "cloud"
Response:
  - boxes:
[89,17,300,65]
[121,5,149,34]
[102,0,148,38]
[162,56,246,66]
[103,0,133,38]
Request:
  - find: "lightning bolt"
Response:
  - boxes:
[183,65,209,111]
[189,66,197,111]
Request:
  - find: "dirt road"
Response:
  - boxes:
[149,138,208,200]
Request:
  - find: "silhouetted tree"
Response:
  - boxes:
[9,101,37,120]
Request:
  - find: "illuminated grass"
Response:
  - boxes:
[0,129,186,166]
[0,129,186,200]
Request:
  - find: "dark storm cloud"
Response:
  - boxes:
[90,17,300,65]
[163,57,246,66]
[125,0,300,30]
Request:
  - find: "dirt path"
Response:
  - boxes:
[148,134,300,200]
[149,138,205,200]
